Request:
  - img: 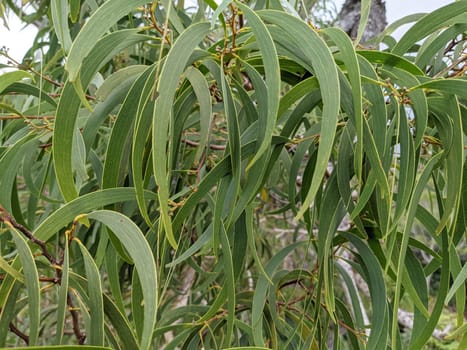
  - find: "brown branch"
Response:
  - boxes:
[9,322,29,345]
[147,1,171,45]
[0,52,95,101]
[0,207,87,345]
[0,206,57,265]
[182,138,226,150]
[67,293,86,345]
[0,274,60,283]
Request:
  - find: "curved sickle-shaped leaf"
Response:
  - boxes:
[392,1,467,55]
[237,3,280,170]
[0,71,33,94]
[184,67,213,164]
[86,210,157,350]
[358,50,424,76]
[258,10,340,220]
[51,0,72,53]
[341,232,388,350]
[428,95,463,234]
[75,240,104,346]
[2,82,57,106]
[33,188,157,242]
[54,238,69,345]
[0,255,24,283]
[354,0,370,45]
[324,27,363,183]
[391,151,444,346]
[54,30,152,201]
[65,0,148,81]
[252,241,306,346]
[0,134,38,213]
[410,79,467,100]
[152,22,210,249]
[9,226,40,345]
[102,65,155,190]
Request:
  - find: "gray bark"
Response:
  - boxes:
[336,0,387,43]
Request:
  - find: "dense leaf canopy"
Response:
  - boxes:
[0,0,466,349]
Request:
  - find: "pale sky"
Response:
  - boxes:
[0,0,455,67]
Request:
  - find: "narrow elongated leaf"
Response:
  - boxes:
[237,3,280,169]
[86,210,157,350]
[324,27,363,183]
[9,226,40,345]
[33,188,157,242]
[54,238,69,345]
[446,261,467,304]
[0,71,33,94]
[392,151,444,346]
[341,232,388,350]
[65,0,149,81]
[258,10,340,220]
[184,66,213,165]
[51,0,72,53]
[354,0,370,45]
[2,82,57,106]
[428,96,463,234]
[252,241,305,346]
[0,255,24,283]
[75,239,104,346]
[152,22,210,249]
[54,30,152,201]
[392,2,467,55]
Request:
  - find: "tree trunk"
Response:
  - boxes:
[336,0,387,43]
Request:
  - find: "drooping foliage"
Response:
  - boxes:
[0,0,466,349]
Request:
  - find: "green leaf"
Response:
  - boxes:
[428,95,463,234]
[391,151,444,347]
[65,0,149,81]
[69,0,80,22]
[184,66,213,171]
[237,3,280,170]
[446,258,467,304]
[75,239,105,346]
[354,0,370,45]
[252,241,306,346]
[0,255,24,283]
[324,27,363,183]
[392,1,467,55]
[54,238,69,345]
[33,188,157,242]
[358,50,424,76]
[152,22,211,249]
[0,71,33,94]
[258,10,340,220]
[51,0,72,53]
[54,29,152,201]
[86,210,157,350]
[341,232,388,350]
[9,226,40,345]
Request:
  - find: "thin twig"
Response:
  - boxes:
[0,206,87,345]
[0,274,59,283]
[9,322,29,345]
[0,206,57,265]
[182,138,226,150]
[67,293,86,345]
